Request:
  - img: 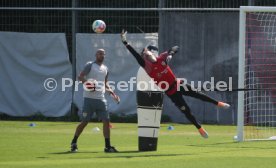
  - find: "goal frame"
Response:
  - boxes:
[238,6,276,142]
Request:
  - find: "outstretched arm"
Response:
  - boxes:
[121,30,145,67]
[159,46,179,63]
[168,46,179,56]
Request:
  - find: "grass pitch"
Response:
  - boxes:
[0,121,276,168]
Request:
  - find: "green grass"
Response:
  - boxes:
[0,121,276,168]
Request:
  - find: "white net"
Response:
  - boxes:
[240,9,276,141]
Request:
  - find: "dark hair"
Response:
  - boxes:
[141,45,158,55]
[147,45,158,51]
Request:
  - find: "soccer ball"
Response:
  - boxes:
[92,20,106,33]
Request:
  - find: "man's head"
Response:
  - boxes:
[95,49,105,63]
[141,45,158,63]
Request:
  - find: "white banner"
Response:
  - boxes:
[0,32,72,116]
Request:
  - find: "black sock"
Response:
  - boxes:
[105,138,111,148]
[71,135,78,144]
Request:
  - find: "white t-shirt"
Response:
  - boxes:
[82,61,108,99]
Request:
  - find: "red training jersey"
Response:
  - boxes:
[143,52,177,95]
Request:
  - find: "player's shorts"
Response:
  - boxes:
[81,97,109,121]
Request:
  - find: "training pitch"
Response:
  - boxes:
[0,121,276,168]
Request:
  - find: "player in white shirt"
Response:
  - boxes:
[70,49,120,153]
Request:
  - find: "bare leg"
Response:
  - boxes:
[102,120,110,139]
[70,121,88,152]
[71,121,88,145]
[74,121,88,137]
[102,119,111,149]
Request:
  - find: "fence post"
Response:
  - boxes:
[70,0,78,120]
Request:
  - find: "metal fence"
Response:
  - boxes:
[0,1,272,42]
[1,0,275,59]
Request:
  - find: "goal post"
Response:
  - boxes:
[238,6,276,142]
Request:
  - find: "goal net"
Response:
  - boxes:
[238,6,276,141]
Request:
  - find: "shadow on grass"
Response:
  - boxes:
[186,141,276,149]
[186,141,235,147]
[49,151,99,154]
[96,152,191,159]
[115,150,140,153]
[36,157,49,159]
[186,141,276,150]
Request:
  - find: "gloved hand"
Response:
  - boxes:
[168,46,179,55]
[121,29,128,45]
[166,55,172,63]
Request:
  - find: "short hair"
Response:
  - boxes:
[147,45,158,51]
[96,48,105,53]
[141,45,158,55]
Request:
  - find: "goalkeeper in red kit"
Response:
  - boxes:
[121,30,230,138]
